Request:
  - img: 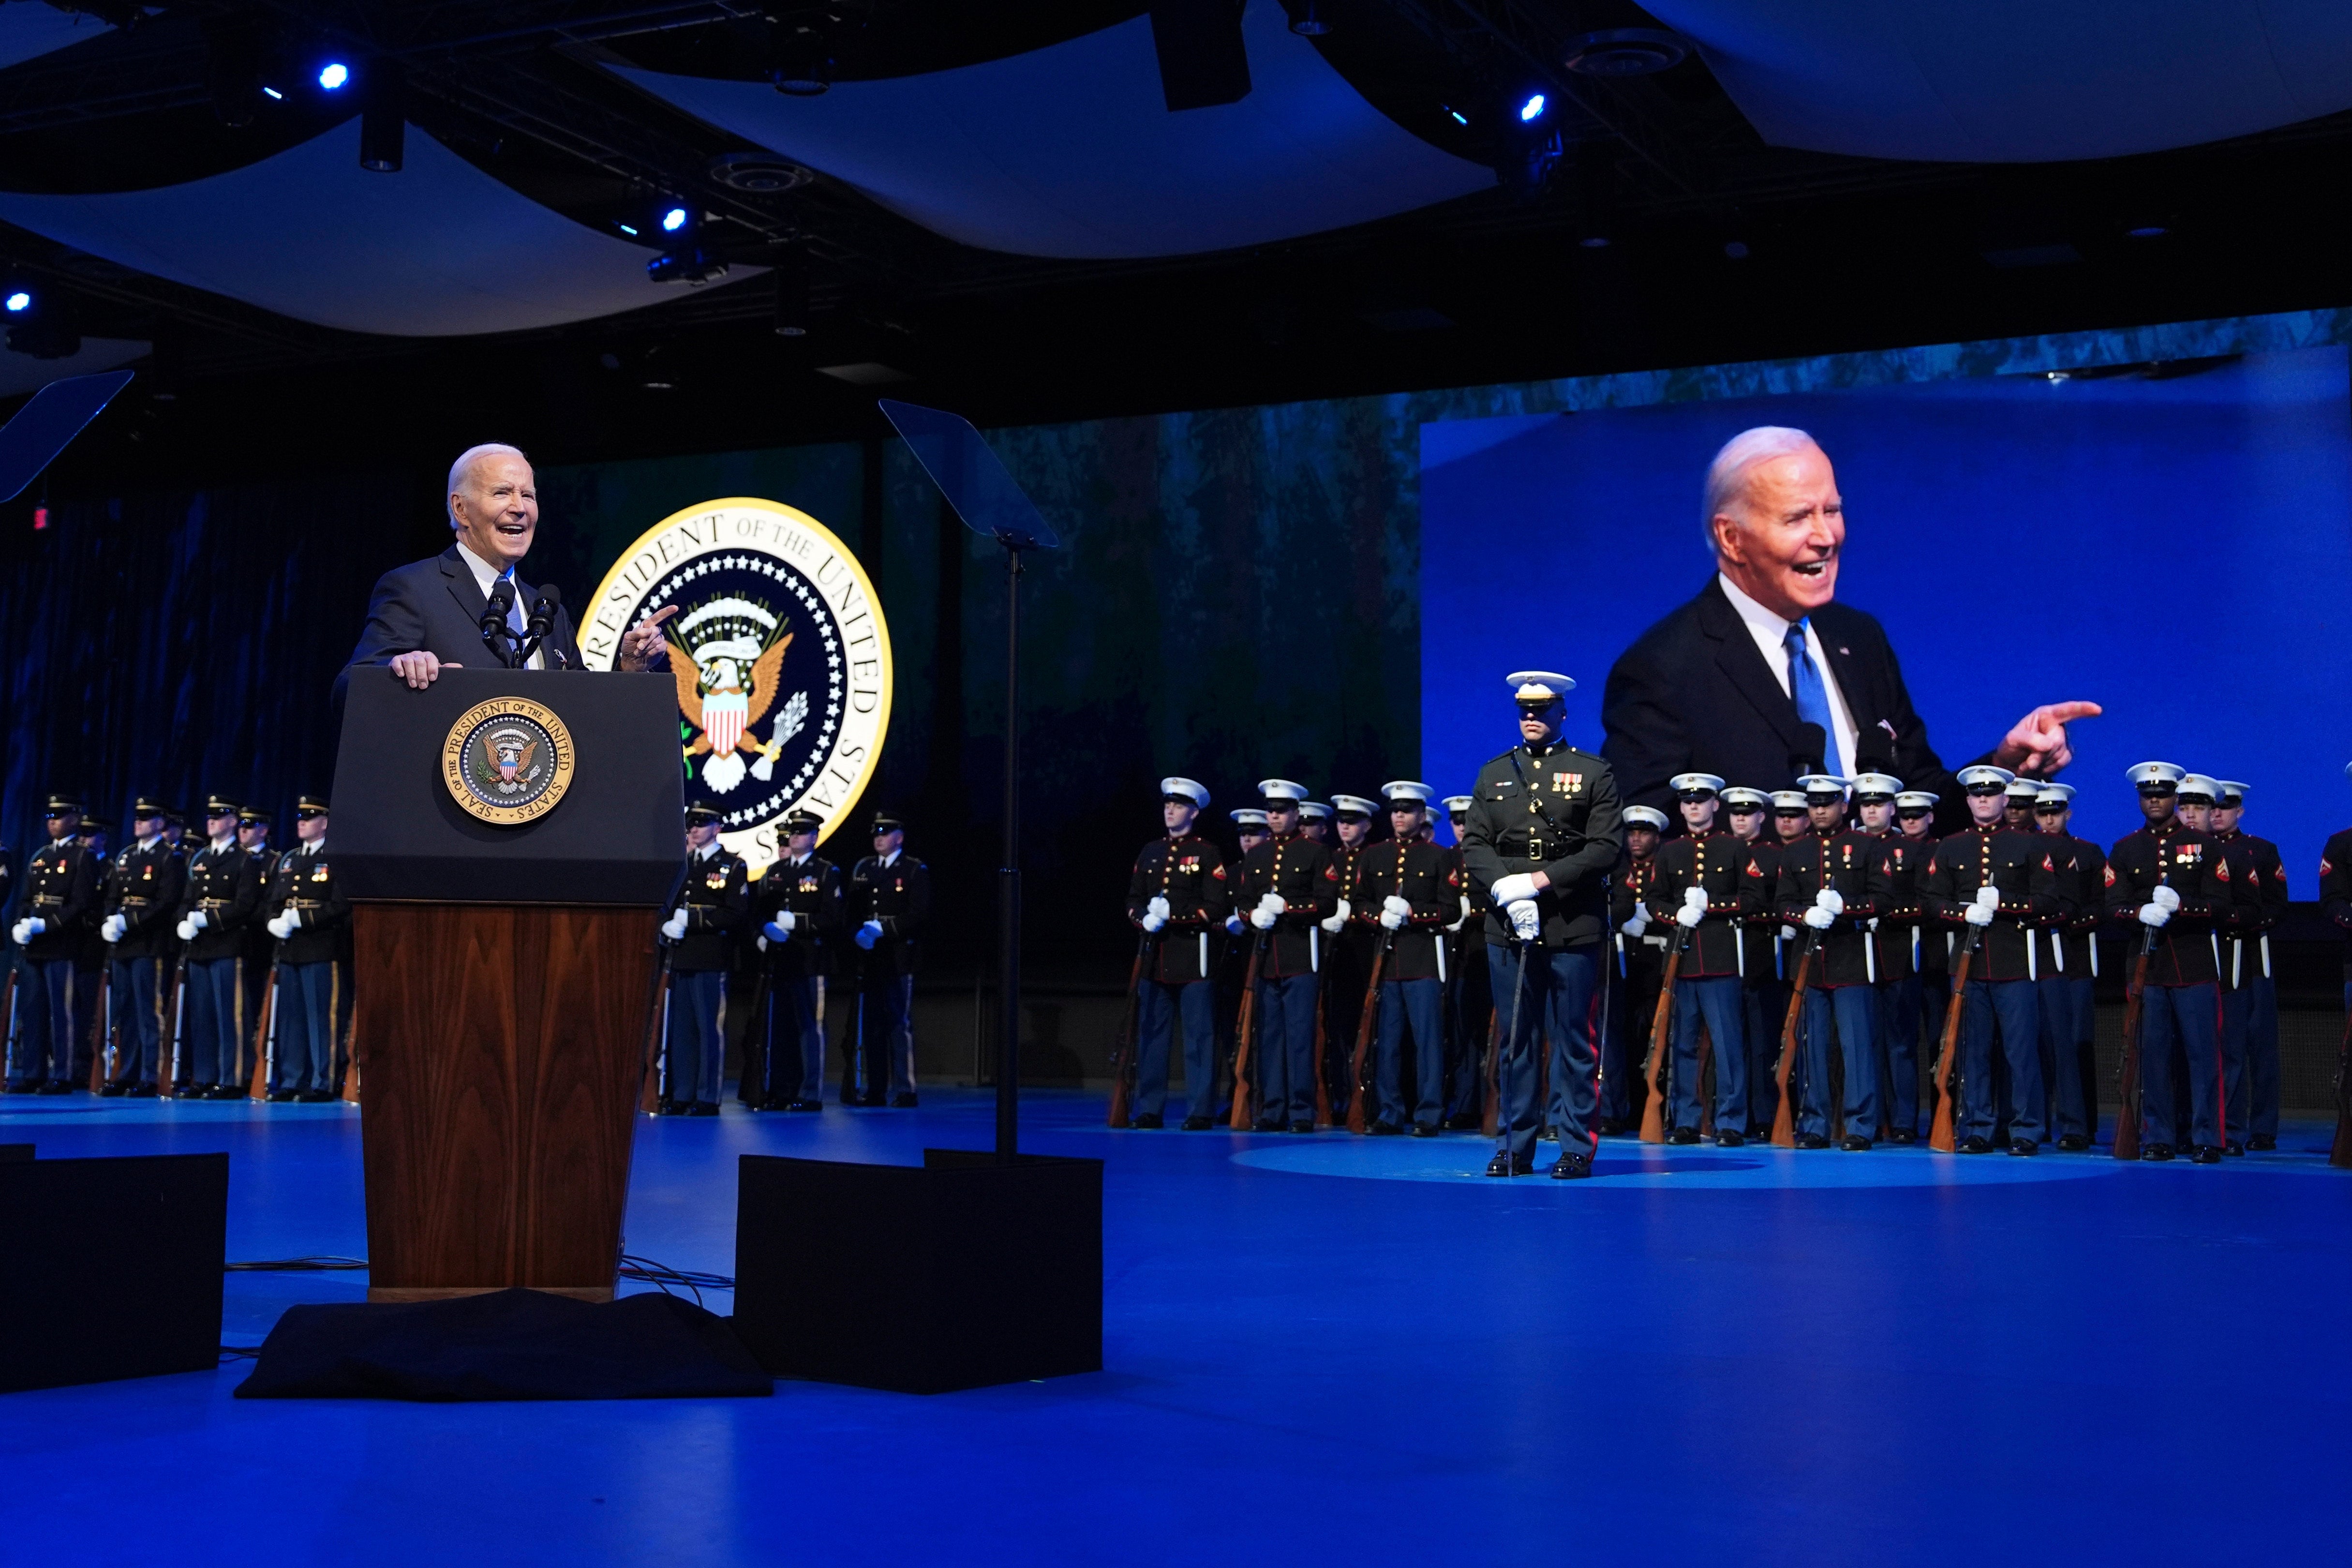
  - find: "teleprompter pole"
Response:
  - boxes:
[997,545,1024,1159]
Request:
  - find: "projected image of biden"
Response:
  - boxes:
[1600,426,2102,812]
[340,442,676,695]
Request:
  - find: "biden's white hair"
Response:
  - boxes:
[446,442,531,528]
[1701,425,1820,555]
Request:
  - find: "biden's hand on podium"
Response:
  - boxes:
[618,604,683,672]
[1991,701,2102,777]
[388,650,459,689]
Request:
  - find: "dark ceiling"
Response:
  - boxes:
[4,0,2352,508]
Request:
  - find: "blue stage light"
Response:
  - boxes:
[3,291,29,313]
[617,223,639,237]
[261,86,284,101]
[1445,107,1468,125]
[661,207,689,233]
[318,62,350,91]
[1518,93,1546,122]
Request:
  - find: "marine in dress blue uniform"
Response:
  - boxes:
[10,796,97,1092]
[1460,672,1623,1179]
[1124,778,1230,1129]
[1719,787,1778,1138]
[750,808,845,1112]
[2212,781,2286,1150]
[1775,775,1893,1149]
[660,803,749,1115]
[1920,766,2061,1155]
[2104,762,2232,1162]
[261,798,351,1101]
[173,798,261,1097]
[1853,772,1925,1141]
[1232,780,1339,1132]
[2030,784,2104,1150]
[1646,774,1752,1145]
[1440,795,1491,1130]
[97,800,185,1096]
[848,811,930,1107]
[1215,808,1272,1120]
[1355,781,1460,1135]
[1602,804,1669,1133]
[1320,794,1380,1121]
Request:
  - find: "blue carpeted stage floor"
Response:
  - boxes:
[3,1089,2346,1566]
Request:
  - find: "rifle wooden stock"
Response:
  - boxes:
[1310,969,1331,1129]
[2113,933,2156,1161]
[246,964,277,1101]
[1228,932,1266,1130]
[1480,1007,1501,1138]
[88,965,110,1091]
[1929,929,1979,1153]
[1347,932,1391,1134]
[2329,1007,2352,1170]
[1104,933,1151,1128]
[1771,932,1819,1148]
[1639,926,1686,1144]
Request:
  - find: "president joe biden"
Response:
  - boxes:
[1600,426,2099,814]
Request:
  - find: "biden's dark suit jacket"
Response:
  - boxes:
[334,545,584,708]
[1601,578,1978,821]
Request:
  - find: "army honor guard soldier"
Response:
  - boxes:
[1462,672,1624,1179]
[173,797,261,1098]
[659,804,748,1116]
[1233,780,1339,1132]
[1645,774,1751,1145]
[11,795,98,1093]
[260,798,350,1101]
[1355,781,1461,1135]
[847,811,930,1107]
[1125,778,1230,1130]
[97,800,185,1096]
[749,808,846,1112]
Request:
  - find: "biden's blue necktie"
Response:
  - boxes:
[1783,620,1834,738]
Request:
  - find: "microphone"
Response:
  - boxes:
[1789,721,1828,779]
[522,584,563,669]
[480,576,518,669]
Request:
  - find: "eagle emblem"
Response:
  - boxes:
[665,596,806,794]
[473,725,542,796]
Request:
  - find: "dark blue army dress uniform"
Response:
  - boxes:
[1124,785,1231,1129]
[10,797,98,1091]
[262,799,351,1100]
[1353,790,1460,1134]
[173,800,260,1097]
[1232,782,1338,1131]
[848,817,931,1106]
[1645,821,1751,1142]
[661,809,749,1115]
[99,803,186,1093]
[1460,674,1623,1177]
[749,809,846,1111]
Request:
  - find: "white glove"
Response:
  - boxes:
[268,912,295,940]
[1250,906,1278,930]
[1620,911,1647,938]
[2138,902,2171,928]
[1225,913,1246,935]
[101,914,125,943]
[855,919,883,949]
[1379,905,1405,930]
[1489,872,1538,907]
[189,911,209,930]
[10,919,31,945]
[773,909,798,933]
[1779,925,1796,942]
[756,936,769,952]
[24,916,45,938]
[1676,903,1705,929]
[1142,911,1167,933]
[1147,896,1171,921]
[1963,902,1995,928]
[174,917,196,941]
[1866,917,1879,933]
[1320,898,1351,935]
[1802,905,1836,930]
[1973,884,2001,912]
[1815,886,1843,915]
[762,920,791,943]
[1257,892,1286,915]
[1683,886,1709,912]
[1383,896,1411,920]
[1507,901,1542,942]
[661,910,688,941]
[2152,885,2180,913]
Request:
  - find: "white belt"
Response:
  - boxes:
[1310,926,1319,973]
[1199,933,1208,975]
[2261,933,2271,980]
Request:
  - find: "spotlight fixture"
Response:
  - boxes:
[769,23,832,96]
[661,206,690,233]
[1563,29,1688,76]
[261,85,283,101]
[1289,1,1330,36]
[3,290,29,314]
[1518,92,1546,122]
[317,61,349,90]
[616,223,639,237]
[5,289,79,359]
[1444,106,1468,125]
[647,248,728,285]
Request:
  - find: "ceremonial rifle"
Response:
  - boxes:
[1347,927,1394,1134]
[1104,927,1152,1128]
[1479,1008,1501,1138]
[88,963,110,1092]
[247,964,279,1101]
[2329,1007,2352,1170]
[1639,920,1689,1144]
[1929,922,1983,1153]
[641,865,690,1114]
[160,951,188,1098]
[1770,929,1821,1148]
[1227,928,1267,1130]
[1489,921,1535,1173]
[1310,946,1332,1129]
[2111,924,2158,1162]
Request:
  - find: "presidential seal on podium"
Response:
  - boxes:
[579,496,893,871]
[441,696,576,824]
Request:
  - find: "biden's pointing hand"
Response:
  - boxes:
[619,604,682,672]
[1993,701,2102,778]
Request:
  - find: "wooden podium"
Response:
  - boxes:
[333,669,683,1301]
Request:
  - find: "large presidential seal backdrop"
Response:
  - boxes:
[581,497,893,873]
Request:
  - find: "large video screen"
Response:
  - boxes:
[1421,346,2352,880]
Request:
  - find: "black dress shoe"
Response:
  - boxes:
[1287,1120,1315,1134]
[126,1083,159,1098]
[2055,1134,2089,1152]
[1887,1127,1917,1145]
[1253,1120,1284,1133]
[266,1090,297,1103]
[656,1100,685,1116]
[97,1081,131,1098]
[1484,1151,1534,1177]
[1130,1112,1163,1129]
[1592,1118,1624,1137]
[296,1090,335,1103]
[2190,1143,2222,1164]
[1412,1123,1440,1137]
[210,1085,247,1100]
[2224,1140,2245,1157]
[1180,1115,1212,1130]
[1840,1134,1873,1152]
[891,1092,919,1108]
[1794,1133,1832,1150]
[1367,1120,1403,1136]
[1956,1136,1993,1154]
[1550,1151,1592,1180]
[1667,1127,1701,1146]
[1444,1112,1482,1131]
[1714,1129,1744,1148]
[2007,1137,2038,1157]
[786,1099,823,1112]
[37,1080,74,1095]
[685,1102,719,1117]
[2141,1143,2175,1162]
[2247,1134,2277,1151]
